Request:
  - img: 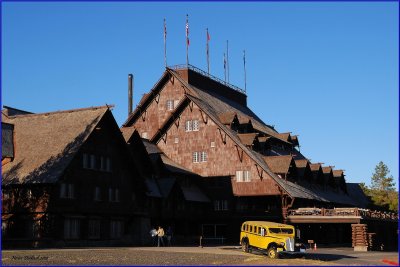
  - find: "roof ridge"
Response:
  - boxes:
[6,105,112,119]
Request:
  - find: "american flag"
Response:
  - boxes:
[186,15,189,46]
[164,18,167,42]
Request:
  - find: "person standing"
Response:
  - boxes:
[166,226,173,246]
[149,227,158,246]
[157,226,165,247]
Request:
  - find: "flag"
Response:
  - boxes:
[223,53,226,70]
[164,18,167,42]
[163,18,167,67]
[186,16,190,46]
[206,28,210,74]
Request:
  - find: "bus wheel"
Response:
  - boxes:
[267,247,278,259]
[241,240,249,253]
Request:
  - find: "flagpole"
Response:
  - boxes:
[243,50,247,93]
[186,14,189,67]
[206,28,210,75]
[226,40,229,83]
[223,53,226,83]
[164,18,167,68]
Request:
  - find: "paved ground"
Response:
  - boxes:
[2,246,399,266]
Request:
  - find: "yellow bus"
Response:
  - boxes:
[240,221,306,259]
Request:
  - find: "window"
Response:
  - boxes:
[142,132,148,139]
[94,187,101,201]
[185,120,193,132]
[244,171,251,182]
[108,188,114,202]
[106,157,112,172]
[115,189,120,202]
[192,152,199,163]
[108,188,119,202]
[60,183,74,199]
[83,153,89,168]
[84,154,111,172]
[110,220,123,239]
[193,151,207,163]
[90,155,96,169]
[185,120,200,132]
[200,152,207,162]
[236,171,243,182]
[166,100,174,111]
[193,120,199,131]
[236,170,251,182]
[88,220,101,239]
[174,137,179,144]
[214,200,228,211]
[64,218,80,239]
[210,141,215,148]
[99,156,104,171]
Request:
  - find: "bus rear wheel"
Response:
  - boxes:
[241,240,249,253]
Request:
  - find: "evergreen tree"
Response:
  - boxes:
[367,161,398,212]
[371,161,395,191]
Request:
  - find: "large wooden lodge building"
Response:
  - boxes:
[2,65,397,249]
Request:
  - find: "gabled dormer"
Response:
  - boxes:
[1,122,14,166]
[237,133,260,151]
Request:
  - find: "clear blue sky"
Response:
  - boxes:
[2,2,398,189]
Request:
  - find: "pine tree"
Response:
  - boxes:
[368,161,397,212]
[371,161,395,191]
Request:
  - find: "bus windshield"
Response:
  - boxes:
[268,227,293,235]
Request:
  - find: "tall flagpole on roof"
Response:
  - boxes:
[206,28,210,75]
[164,18,167,68]
[186,14,189,67]
[223,53,227,83]
[226,40,229,83]
[243,50,247,93]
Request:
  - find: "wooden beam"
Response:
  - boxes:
[218,128,227,144]
[200,110,208,124]
[235,145,244,162]
[255,164,264,180]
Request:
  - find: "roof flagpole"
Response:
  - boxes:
[243,50,247,93]
[226,40,230,83]
[206,28,210,75]
[223,52,227,83]
[164,18,167,68]
[186,14,190,67]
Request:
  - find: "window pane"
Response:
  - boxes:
[201,152,207,162]
[192,152,198,163]
[90,155,96,169]
[193,120,199,131]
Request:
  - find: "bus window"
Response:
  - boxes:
[250,225,253,233]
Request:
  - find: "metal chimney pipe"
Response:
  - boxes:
[128,74,133,116]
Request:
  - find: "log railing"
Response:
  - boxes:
[288,207,398,221]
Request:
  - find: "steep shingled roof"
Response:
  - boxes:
[1,106,110,185]
[263,155,293,175]
[217,112,237,125]
[295,159,309,168]
[237,133,259,146]
[322,166,333,174]
[120,126,136,142]
[310,163,322,172]
[332,170,344,177]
